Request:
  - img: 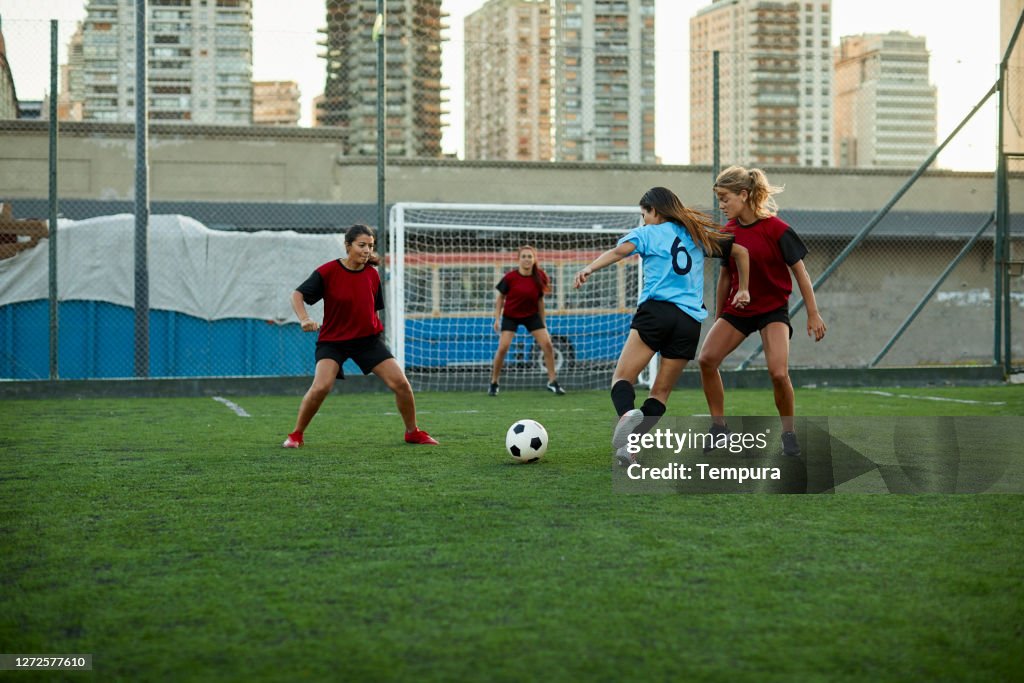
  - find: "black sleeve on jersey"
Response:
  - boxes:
[712,235,734,261]
[779,227,809,266]
[496,276,510,295]
[375,281,385,311]
[295,270,324,305]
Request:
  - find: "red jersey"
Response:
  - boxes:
[296,260,384,342]
[722,215,808,317]
[496,270,546,318]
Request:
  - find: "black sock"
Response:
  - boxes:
[639,398,666,434]
[610,380,635,417]
[640,398,666,417]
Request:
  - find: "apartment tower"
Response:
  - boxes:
[833,32,937,168]
[317,0,446,157]
[690,0,833,167]
[464,0,552,161]
[76,0,253,124]
[553,0,655,163]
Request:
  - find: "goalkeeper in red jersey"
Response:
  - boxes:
[488,245,566,397]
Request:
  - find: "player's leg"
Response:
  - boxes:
[760,322,794,429]
[698,318,747,425]
[489,329,516,391]
[760,321,799,455]
[609,330,656,450]
[371,358,438,444]
[530,327,564,393]
[286,358,340,446]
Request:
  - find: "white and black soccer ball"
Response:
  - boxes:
[505,419,549,463]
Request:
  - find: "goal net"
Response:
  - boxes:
[386,202,649,392]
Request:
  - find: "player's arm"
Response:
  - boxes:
[493,292,506,333]
[729,244,750,309]
[537,296,546,325]
[574,241,636,288]
[291,290,320,332]
[790,260,826,341]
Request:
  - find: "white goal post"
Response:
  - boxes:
[386,202,658,392]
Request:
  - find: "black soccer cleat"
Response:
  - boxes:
[703,422,732,454]
[546,381,566,395]
[782,431,801,457]
[488,383,499,397]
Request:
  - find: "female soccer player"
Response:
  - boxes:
[488,245,566,396]
[573,187,750,465]
[282,224,438,448]
[698,166,827,457]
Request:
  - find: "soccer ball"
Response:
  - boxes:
[505,419,549,463]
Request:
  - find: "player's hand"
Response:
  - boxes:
[300,318,320,332]
[807,312,826,342]
[574,267,592,289]
[730,289,750,309]
[493,318,500,333]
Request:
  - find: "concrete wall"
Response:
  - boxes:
[1,120,1017,212]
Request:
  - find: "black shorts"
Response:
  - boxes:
[315,334,394,379]
[720,305,793,339]
[500,314,545,333]
[630,299,702,360]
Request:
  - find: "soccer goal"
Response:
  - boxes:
[386,202,652,392]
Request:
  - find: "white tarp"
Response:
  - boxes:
[0,214,349,322]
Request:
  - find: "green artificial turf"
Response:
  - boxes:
[1,385,1022,681]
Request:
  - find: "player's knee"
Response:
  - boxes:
[390,375,414,397]
[309,381,333,400]
[697,350,721,371]
[768,367,790,387]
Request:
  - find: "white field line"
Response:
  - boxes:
[830,389,1005,406]
[212,396,252,417]
[380,408,590,416]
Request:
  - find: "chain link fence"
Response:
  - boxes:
[0,6,1020,380]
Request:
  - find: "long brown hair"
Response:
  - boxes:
[639,187,730,256]
[518,245,550,294]
[344,224,381,266]
[713,165,785,218]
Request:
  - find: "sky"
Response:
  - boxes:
[0,0,1004,169]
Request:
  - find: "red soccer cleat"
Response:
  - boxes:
[404,429,439,445]
[282,431,303,448]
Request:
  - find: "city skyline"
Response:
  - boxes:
[0,0,1003,169]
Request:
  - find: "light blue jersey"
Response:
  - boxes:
[617,222,709,322]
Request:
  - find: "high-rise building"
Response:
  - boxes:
[690,0,833,167]
[833,32,937,168]
[552,0,656,163]
[253,81,301,125]
[0,15,19,119]
[464,0,552,161]
[317,0,446,158]
[59,22,85,121]
[76,0,252,124]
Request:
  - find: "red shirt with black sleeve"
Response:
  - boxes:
[295,260,384,342]
[722,215,808,317]
[496,270,545,318]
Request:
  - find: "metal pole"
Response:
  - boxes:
[375,2,387,294]
[134,0,150,378]
[869,213,994,367]
[736,81,998,370]
[711,50,722,309]
[996,8,1024,374]
[48,20,59,380]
